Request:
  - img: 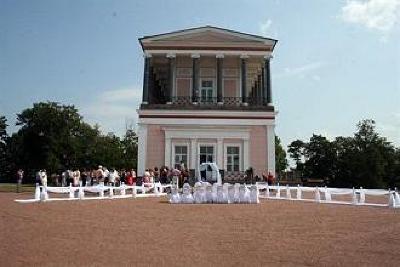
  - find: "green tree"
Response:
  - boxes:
[275,136,287,174]
[121,129,138,170]
[288,139,305,173]
[0,116,8,180]
[303,134,336,180]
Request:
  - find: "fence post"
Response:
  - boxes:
[394,188,400,207]
[296,184,301,200]
[79,181,84,199]
[276,183,280,198]
[359,187,365,204]
[35,183,41,200]
[109,184,114,198]
[69,183,74,199]
[324,186,331,202]
[315,187,321,203]
[121,182,126,196]
[352,187,358,205]
[40,185,48,201]
[388,189,395,208]
[286,184,291,199]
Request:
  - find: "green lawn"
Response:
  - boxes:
[0,183,36,193]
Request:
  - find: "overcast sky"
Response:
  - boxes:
[1,0,399,151]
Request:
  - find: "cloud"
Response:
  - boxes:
[340,0,400,32]
[378,112,400,146]
[81,87,142,136]
[259,19,273,36]
[275,62,324,79]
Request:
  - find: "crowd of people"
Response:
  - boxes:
[27,161,190,188]
[32,166,137,187]
[16,161,274,190]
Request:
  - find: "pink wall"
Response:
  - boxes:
[250,126,267,176]
[146,125,165,169]
[223,79,237,97]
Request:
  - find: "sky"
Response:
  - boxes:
[1,0,400,154]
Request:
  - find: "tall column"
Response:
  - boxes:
[243,138,249,171]
[190,139,197,171]
[137,124,148,176]
[166,53,176,104]
[266,125,276,176]
[142,54,151,104]
[261,67,265,101]
[264,55,272,105]
[217,138,224,170]
[165,137,171,168]
[191,54,200,103]
[240,55,248,105]
[216,54,224,104]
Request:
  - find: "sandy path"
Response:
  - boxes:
[1,192,399,266]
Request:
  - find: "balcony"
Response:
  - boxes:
[140,96,274,111]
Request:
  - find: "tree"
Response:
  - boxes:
[275,136,287,174]
[303,134,336,180]
[0,116,8,180]
[288,139,305,173]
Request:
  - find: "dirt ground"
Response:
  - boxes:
[1,192,400,267]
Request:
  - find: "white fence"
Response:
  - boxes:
[256,182,400,209]
[15,182,172,203]
[15,181,400,209]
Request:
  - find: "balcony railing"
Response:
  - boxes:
[170,96,268,106]
[141,96,273,111]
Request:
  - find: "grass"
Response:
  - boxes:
[0,183,36,193]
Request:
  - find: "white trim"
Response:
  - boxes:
[140,118,275,126]
[137,124,148,176]
[146,50,272,57]
[138,109,277,117]
[164,128,250,140]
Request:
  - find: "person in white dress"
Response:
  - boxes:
[39,169,48,187]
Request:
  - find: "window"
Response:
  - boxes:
[200,79,214,103]
[226,146,240,172]
[199,146,214,164]
[174,146,188,168]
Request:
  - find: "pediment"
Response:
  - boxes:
[140,26,277,51]
[154,30,262,43]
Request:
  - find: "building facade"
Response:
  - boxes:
[137,26,277,179]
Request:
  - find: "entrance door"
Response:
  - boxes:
[200,79,214,103]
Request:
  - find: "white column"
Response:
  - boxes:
[266,125,276,175]
[137,124,148,176]
[243,138,249,171]
[165,137,172,168]
[190,139,197,170]
[217,138,224,169]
